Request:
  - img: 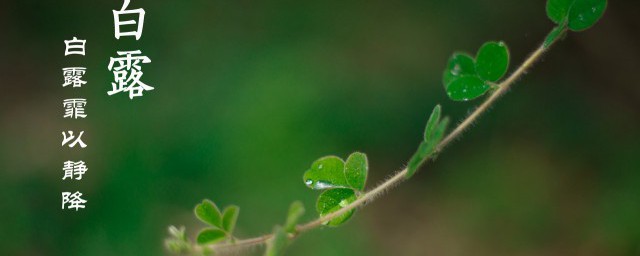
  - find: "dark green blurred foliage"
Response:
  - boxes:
[0,0,638,255]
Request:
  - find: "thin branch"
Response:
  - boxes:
[198,29,560,254]
[211,235,272,252]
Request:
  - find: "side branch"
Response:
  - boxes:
[199,35,555,254]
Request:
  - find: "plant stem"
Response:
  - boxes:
[209,235,272,252]
[199,30,557,254]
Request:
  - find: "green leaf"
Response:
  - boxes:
[442,52,476,88]
[265,226,288,256]
[424,116,449,158]
[196,228,227,245]
[194,199,223,228]
[168,225,187,241]
[316,188,357,227]
[546,0,607,31]
[424,105,441,142]
[406,116,449,179]
[567,0,607,31]
[165,226,191,253]
[165,239,189,254]
[544,25,568,49]
[546,0,572,24]
[475,41,510,82]
[430,117,449,148]
[406,141,431,179]
[222,205,239,234]
[344,152,368,191]
[303,156,349,190]
[284,201,305,233]
[446,75,490,101]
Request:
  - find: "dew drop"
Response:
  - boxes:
[313,181,335,189]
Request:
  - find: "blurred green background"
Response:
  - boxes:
[1,0,639,255]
